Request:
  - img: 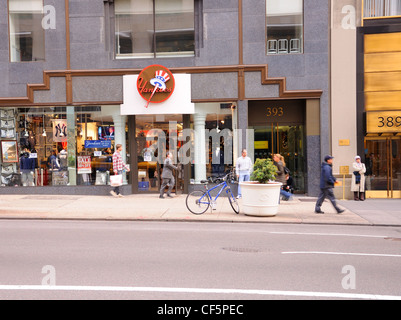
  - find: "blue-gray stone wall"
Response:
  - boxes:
[0,0,329,195]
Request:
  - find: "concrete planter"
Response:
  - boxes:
[239,181,282,217]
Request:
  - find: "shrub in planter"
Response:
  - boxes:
[240,158,282,217]
[250,158,277,184]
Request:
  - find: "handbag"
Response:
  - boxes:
[110,174,123,187]
[353,171,361,184]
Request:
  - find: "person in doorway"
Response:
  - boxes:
[273,154,292,201]
[235,149,253,199]
[110,144,130,198]
[160,152,177,199]
[315,155,345,214]
[351,155,366,201]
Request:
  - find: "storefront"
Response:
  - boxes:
[121,65,235,194]
[358,22,401,199]
[0,105,129,191]
[1,65,320,195]
[0,63,324,197]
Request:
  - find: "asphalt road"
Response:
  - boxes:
[0,220,401,300]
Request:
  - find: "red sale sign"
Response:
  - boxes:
[77,156,92,174]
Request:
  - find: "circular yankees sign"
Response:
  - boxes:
[136,65,175,108]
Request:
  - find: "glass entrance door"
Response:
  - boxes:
[135,115,184,193]
[253,123,305,193]
[365,137,401,198]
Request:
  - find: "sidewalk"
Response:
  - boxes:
[1,193,401,226]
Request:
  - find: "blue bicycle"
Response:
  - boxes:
[186,172,239,215]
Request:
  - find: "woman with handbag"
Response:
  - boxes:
[351,155,366,201]
[273,154,293,201]
[110,144,130,198]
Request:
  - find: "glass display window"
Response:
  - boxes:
[0,106,129,188]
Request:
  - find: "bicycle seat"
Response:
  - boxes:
[200,180,208,184]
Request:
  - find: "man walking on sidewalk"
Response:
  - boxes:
[160,152,177,199]
[236,149,253,199]
[315,155,344,214]
[110,144,130,198]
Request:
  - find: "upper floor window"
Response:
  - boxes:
[266,0,303,55]
[115,0,195,59]
[8,0,45,62]
[364,0,401,18]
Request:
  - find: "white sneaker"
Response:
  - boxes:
[236,195,241,199]
[110,190,118,197]
[118,194,124,198]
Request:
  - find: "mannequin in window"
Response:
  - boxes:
[58,148,68,170]
[20,147,35,186]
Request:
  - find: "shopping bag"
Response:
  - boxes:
[110,174,123,187]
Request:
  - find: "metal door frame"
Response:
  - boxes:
[365,136,401,198]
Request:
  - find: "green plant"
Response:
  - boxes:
[250,158,277,184]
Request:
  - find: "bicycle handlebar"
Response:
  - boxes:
[209,172,236,184]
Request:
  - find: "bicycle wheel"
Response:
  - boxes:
[228,189,240,214]
[186,191,210,215]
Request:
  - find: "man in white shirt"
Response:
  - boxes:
[236,149,253,199]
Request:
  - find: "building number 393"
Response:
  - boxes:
[266,107,284,117]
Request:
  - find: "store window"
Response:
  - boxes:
[8,0,45,62]
[115,0,195,59]
[204,113,233,180]
[0,106,129,188]
[266,0,303,55]
[190,103,234,183]
[364,0,401,18]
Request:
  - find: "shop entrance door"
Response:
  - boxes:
[254,123,306,193]
[365,137,401,198]
[135,115,185,194]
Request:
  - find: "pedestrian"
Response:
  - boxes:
[273,154,292,201]
[284,173,295,194]
[47,150,60,171]
[235,149,253,199]
[315,155,345,214]
[110,144,130,198]
[160,152,177,199]
[351,155,366,201]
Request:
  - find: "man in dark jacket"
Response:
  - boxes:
[315,155,345,214]
[159,152,178,199]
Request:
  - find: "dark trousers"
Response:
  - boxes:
[315,187,341,212]
[113,185,120,195]
[160,177,174,197]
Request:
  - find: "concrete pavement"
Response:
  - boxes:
[1,193,401,226]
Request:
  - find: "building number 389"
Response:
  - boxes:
[377,116,401,128]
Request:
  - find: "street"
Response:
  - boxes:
[0,220,400,300]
